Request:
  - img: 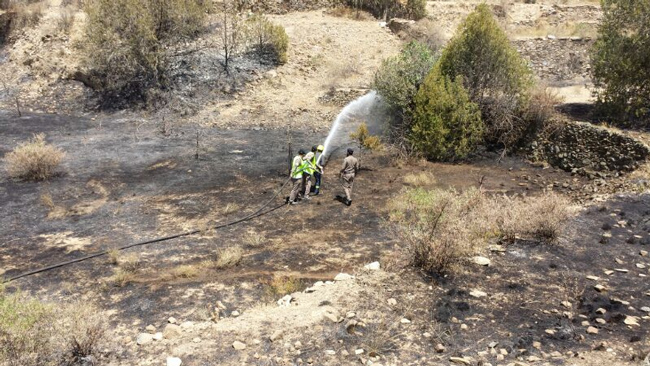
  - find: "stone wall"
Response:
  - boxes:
[528,122,650,177]
[514,37,594,84]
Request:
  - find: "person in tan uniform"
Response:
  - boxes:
[339,148,359,206]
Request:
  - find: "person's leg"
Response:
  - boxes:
[289,179,301,202]
[343,175,353,204]
[304,175,312,198]
[314,172,321,194]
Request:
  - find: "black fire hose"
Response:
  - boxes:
[3,178,293,284]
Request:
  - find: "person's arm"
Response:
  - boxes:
[341,159,347,175]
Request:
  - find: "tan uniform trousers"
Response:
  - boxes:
[289,178,302,202]
[303,175,313,197]
[342,173,355,201]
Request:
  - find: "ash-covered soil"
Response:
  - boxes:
[2,111,649,365]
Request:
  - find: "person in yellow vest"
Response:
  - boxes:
[302,151,316,200]
[288,149,306,205]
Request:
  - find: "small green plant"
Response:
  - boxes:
[246,14,289,65]
[4,133,65,181]
[350,123,383,151]
[264,274,303,299]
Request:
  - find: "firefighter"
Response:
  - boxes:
[302,151,316,200]
[339,148,359,206]
[288,149,306,205]
[312,145,325,195]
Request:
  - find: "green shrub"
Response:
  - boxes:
[411,69,483,161]
[437,4,533,147]
[246,14,288,65]
[350,122,383,151]
[358,0,426,20]
[4,133,65,181]
[591,0,650,124]
[373,41,436,118]
[405,0,426,21]
[82,0,208,103]
[83,0,163,102]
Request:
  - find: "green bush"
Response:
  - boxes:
[352,0,426,21]
[411,68,483,161]
[405,0,426,21]
[82,0,208,103]
[246,14,288,65]
[591,0,650,123]
[373,41,436,118]
[437,4,533,147]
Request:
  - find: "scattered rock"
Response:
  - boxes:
[624,316,640,326]
[640,307,650,313]
[166,357,182,366]
[168,317,177,324]
[270,330,283,342]
[387,298,397,306]
[145,324,156,333]
[586,275,600,281]
[277,295,293,307]
[640,250,648,257]
[561,301,572,308]
[323,308,343,323]
[472,256,491,266]
[363,261,380,270]
[594,284,606,292]
[545,329,556,335]
[449,357,471,365]
[232,341,246,350]
[460,324,468,330]
[355,349,364,355]
[587,326,599,334]
[596,318,607,324]
[435,344,446,353]
[469,289,487,298]
[636,263,646,269]
[231,310,240,317]
[324,350,336,355]
[334,273,354,281]
[153,332,163,341]
[163,324,181,339]
[614,268,629,273]
[136,333,154,345]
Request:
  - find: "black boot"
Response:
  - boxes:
[346,199,352,206]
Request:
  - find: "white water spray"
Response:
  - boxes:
[321,90,378,159]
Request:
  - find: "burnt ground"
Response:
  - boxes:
[1,111,649,365]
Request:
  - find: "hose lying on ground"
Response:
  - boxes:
[3,178,293,284]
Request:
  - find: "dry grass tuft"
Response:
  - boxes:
[243,231,265,248]
[402,171,436,187]
[4,134,65,181]
[223,203,240,216]
[106,248,120,265]
[214,246,243,269]
[39,192,55,210]
[111,268,134,287]
[389,188,572,273]
[171,264,199,279]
